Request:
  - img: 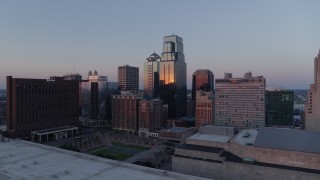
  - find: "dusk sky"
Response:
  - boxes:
[1,0,320,89]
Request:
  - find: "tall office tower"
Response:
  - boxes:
[192,69,214,115]
[112,92,142,133]
[138,99,163,136]
[118,65,139,93]
[265,89,294,127]
[195,90,215,128]
[305,50,320,132]
[80,70,108,127]
[144,52,160,99]
[215,72,266,129]
[6,76,80,138]
[160,35,187,118]
[192,69,214,101]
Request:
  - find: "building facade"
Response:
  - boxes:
[6,76,80,138]
[159,35,187,118]
[138,99,163,136]
[118,65,139,93]
[305,50,320,132]
[0,101,6,125]
[144,52,160,99]
[192,69,214,102]
[195,90,215,128]
[112,93,142,133]
[265,90,294,127]
[215,72,266,129]
[80,70,108,127]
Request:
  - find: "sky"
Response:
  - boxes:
[0,0,320,89]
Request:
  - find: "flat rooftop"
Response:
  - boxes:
[188,133,232,143]
[164,127,193,133]
[0,140,208,180]
[232,129,259,145]
[254,128,320,154]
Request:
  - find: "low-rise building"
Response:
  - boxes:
[173,125,320,179]
[158,127,195,146]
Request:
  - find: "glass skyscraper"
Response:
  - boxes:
[143,52,160,99]
[160,35,187,118]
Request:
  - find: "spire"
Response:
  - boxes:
[88,70,92,76]
[94,70,98,75]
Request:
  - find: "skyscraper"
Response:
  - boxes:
[305,50,320,132]
[80,70,108,127]
[143,52,160,99]
[118,65,139,93]
[192,69,214,116]
[160,35,187,118]
[192,69,214,101]
[215,72,266,129]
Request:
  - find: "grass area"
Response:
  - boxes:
[89,142,149,161]
[111,142,150,151]
[90,148,132,161]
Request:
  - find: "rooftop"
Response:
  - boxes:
[188,133,231,143]
[0,140,208,180]
[254,128,320,154]
[164,127,194,133]
[232,129,259,146]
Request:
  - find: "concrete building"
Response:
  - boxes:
[160,35,187,118]
[305,49,320,132]
[172,125,320,180]
[215,72,266,129]
[112,92,142,133]
[195,90,215,128]
[144,52,160,99]
[265,89,294,127]
[118,65,139,94]
[80,70,108,127]
[6,76,80,139]
[138,99,163,136]
[192,69,214,115]
[158,127,195,146]
[0,140,207,180]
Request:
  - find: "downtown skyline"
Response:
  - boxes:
[1,1,320,89]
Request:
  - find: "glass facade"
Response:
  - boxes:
[265,90,294,127]
[80,73,108,121]
[160,35,187,118]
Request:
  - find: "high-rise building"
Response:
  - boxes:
[118,65,139,93]
[305,50,320,132]
[143,52,160,99]
[6,76,80,138]
[112,92,142,133]
[159,35,187,118]
[138,99,163,136]
[195,90,215,128]
[215,72,266,129]
[192,69,214,116]
[192,69,214,101]
[265,89,294,127]
[80,70,108,127]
